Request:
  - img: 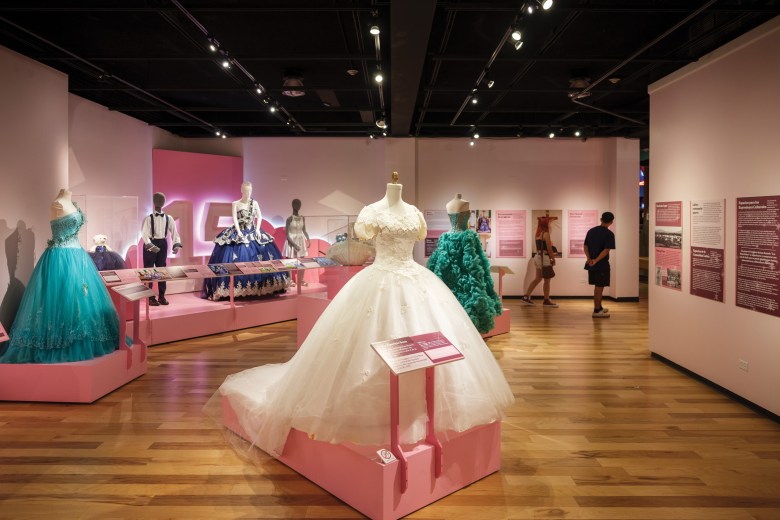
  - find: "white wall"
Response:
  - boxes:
[416,137,639,297]
[0,47,68,331]
[648,17,780,414]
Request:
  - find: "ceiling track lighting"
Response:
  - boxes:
[270,106,277,113]
[514,40,524,51]
[574,130,581,137]
[473,132,480,139]
[471,96,478,105]
[215,130,221,136]
[541,0,553,10]
[511,28,522,41]
[369,25,380,36]
[548,131,555,138]
[374,71,384,83]
[221,134,227,139]
[469,138,476,147]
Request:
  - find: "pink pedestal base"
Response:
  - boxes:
[296,293,332,347]
[322,265,366,300]
[0,343,147,403]
[222,397,501,520]
[482,307,511,338]
[138,291,305,345]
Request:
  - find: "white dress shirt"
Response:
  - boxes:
[141,212,181,245]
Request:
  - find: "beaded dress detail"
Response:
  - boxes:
[215,202,513,457]
[427,210,503,333]
[1,207,119,363]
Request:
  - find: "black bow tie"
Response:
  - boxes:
[154,212,164,217]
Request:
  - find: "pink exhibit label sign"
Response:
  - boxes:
[655,201,683,290]
[112,282,156,302]
[495,210,526,258]
[0,322,7,343]
[424,209,450,257]
[690,199,725,302]
[567,209,599,258]
[100,269,144,285]
[736,196,780,318]
[371,332,464,375]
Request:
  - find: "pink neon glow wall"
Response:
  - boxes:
[152,149,243,260]
[649,17,780,415]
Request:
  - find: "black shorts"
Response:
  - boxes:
[588,267,610,287]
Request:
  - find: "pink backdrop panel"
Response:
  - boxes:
[152,149,243,258]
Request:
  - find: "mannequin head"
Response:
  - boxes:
[292,199,302,213]
[241,181,253,199]
[153,192,166,211]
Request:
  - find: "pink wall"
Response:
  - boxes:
[649,17,780,414]
[0,47,68,331]
[416,138,639,297]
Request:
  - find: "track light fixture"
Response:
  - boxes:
[473,131,480,139]
[514,40,524,51]
[215,130,221,136]
[376,118,387,129]
[221,59,230,69]
[270,105,277,113]
[511,28,522,41]
[526,3,535,14]
[471,96,478,105]
[487,80,495,89]
[548,131,555,138]
[221,134,227,139]
[542,0,553,10]
[374,72,383,83]
[574,130,581,137]
[370,25,380,35]
[469,138,476,147]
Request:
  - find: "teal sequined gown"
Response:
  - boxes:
[427,210,502,334]
[1,207,119,364]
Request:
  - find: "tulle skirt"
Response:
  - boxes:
[202,227,291,300]
[214,261,514,457]
[1,246,119,364]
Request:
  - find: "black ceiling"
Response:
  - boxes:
[1,1,778,147]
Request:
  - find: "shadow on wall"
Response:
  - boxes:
[0,220,35,354]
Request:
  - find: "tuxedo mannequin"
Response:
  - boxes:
[446,193,470,214]
[140,192,182,305]
[51,189,77,220]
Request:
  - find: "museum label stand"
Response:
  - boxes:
[221,332,502,520]
[0,283,148,403]
[483,265,513,338]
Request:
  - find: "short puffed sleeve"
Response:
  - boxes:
[354,205,379,240]
[416,208,428,241]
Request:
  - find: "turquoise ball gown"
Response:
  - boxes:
[1,207,119,364]
[426,211,503,334]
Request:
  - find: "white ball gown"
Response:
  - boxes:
[217,199,514,457]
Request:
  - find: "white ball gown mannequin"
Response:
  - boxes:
[213,174,514,457]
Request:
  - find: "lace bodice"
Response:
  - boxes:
[287,215,305,235]
[48,209,84,248]
[236,199,256,230]
[448,210,470,232]
[354,204,427,271]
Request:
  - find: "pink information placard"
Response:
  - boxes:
[567,210,599,258]
[371,332,464,375]
[0,322,8,343]
[655,201,683,290]
[424,209,450,257]
[690,199,725,302]
[495,210,526,258]
[736,196,780,318]
[112,282,156,302]
[99,269,143,285]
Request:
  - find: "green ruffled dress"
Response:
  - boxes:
[426,211,502,333]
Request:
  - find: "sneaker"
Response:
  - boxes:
[543,300,559,308]
[519,296,535,306]
[149,297,160,306]
[158,296,169,306]
[592,308,610,318]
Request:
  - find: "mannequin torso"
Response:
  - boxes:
[51,189,77,220]
[445,193,470,214]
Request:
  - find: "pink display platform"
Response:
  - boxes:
[0,344,147,403]
[482,307,511,338]
[296,292,331,347]
[135,285,325,346]
[321,265,366,300]
[221,397,501,520]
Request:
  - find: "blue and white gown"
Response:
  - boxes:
[202,199,291,300]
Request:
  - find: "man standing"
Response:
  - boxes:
[584,212,615,318]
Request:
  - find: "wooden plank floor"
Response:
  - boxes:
[1,295,779,519]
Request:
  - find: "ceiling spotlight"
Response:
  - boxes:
[347,67,359,76]
[374,72,383,83]
[542,0,553,10]
[370,25,380,35]
[369,134,376,139]
[527,3,535,14]
[469,139,475,147]
[574,130,581,137]
[471,97,478,104]
[514,40,524,51]
[487,80,495,89]
[209,44,217,52]
[376,118,387,129]
[382,131,387,137]
[548,131,555,138]
[511,28,522,41]
[256,87,263,94]
[282,75,306,97]
[215,130,221,136]
[608,77,621,84]
[221,60,230,68]
[473,132,480,139]
[221,134,227,139]
[286,120,291,125]
[270,106,277,113]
